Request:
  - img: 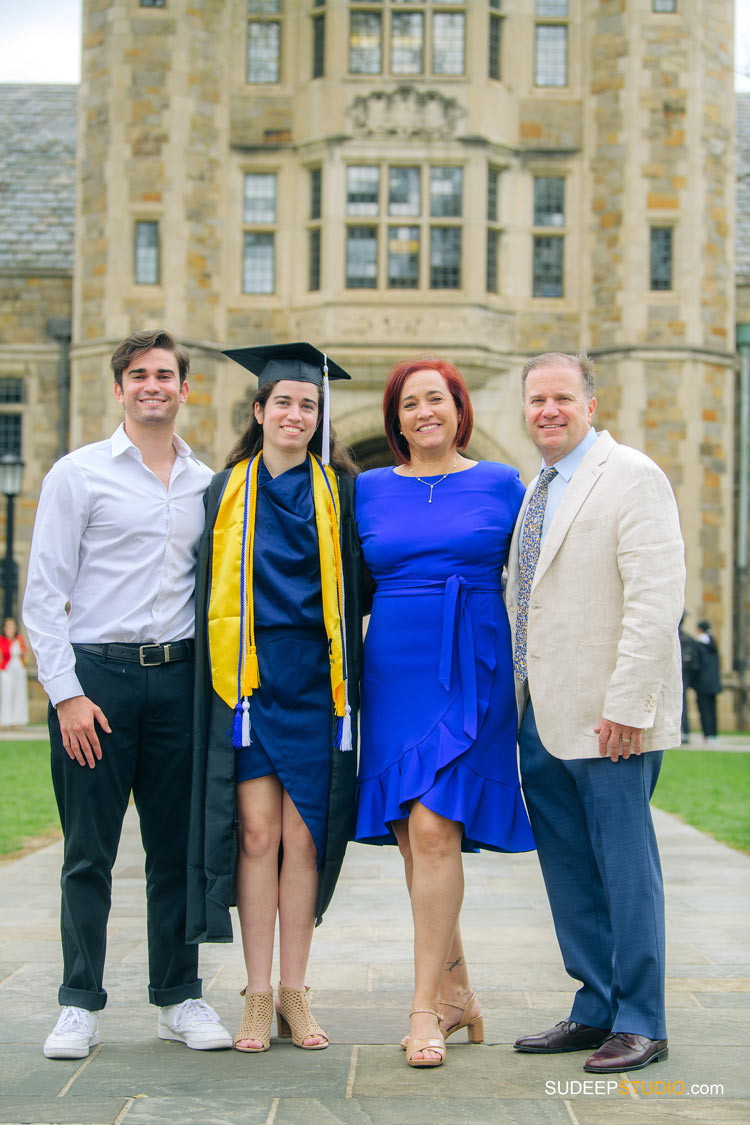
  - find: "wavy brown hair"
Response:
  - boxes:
[225,382,358,477]
[110,329,190,387]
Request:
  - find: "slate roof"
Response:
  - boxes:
[0,84,77,272]
[738,93,750,285]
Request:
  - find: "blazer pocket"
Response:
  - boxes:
[566,515,609,537]
[576,641,616,732]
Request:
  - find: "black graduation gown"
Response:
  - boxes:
[186,464,363,942]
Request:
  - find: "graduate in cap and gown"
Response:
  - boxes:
[186,343,364,1052]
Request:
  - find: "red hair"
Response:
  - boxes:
[383,356,474,464]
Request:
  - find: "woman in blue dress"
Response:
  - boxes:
[355,356,535,1067]
[187,344,364,1055]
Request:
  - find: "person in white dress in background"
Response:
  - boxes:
[0,617,29,728]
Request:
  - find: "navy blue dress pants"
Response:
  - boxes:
[519,701,667,1040]
[49,647,201,1011]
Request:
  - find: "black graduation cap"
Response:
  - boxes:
[222,341,351,464]
[222,341,351,387]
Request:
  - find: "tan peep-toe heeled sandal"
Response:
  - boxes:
[234,988,274,1052]
[400,991,484,1048]
[442,991,485,1044]
[276,985,329,1049]
[405,1008,446,1068]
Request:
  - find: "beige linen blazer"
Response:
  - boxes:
[506,430,685,760]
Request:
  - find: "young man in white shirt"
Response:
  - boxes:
[24,329,232,1059]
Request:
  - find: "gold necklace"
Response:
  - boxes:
[409,454,458,503]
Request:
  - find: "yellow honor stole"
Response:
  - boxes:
[207,452,351,750]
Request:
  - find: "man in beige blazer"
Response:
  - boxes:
[507,352,684,1074]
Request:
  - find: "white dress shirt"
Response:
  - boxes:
[23,423,213,706]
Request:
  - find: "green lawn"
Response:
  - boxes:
[0,741,59,857]
[653,749,750,853]
[1,740,749,859]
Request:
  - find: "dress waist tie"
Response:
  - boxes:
[375,575,500,741]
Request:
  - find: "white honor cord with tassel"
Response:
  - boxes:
[340,697,353,751]
[321,352,331,465]
[338,531,353,752]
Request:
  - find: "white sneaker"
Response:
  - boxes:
[158,998,232,1050]
[43,1006,99,1059]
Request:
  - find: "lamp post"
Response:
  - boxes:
[0,452,24,622]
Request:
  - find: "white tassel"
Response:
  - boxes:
[340,700,353,752]
[321,353,331,465]
[241,698,251,747]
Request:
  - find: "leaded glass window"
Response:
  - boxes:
[535,24,567,86]
[430,167,462,218]
[243,232,275,294]
[433,12,464,75]
[244,173,277,223]
[350,11,382,73]
[388,167,421,217]
[533,177,564,227]
[388,226,420,288]
[650,227,673,290]
[347,166,380,216]
[247,2,281,84]
[134,220,159,285]
[346,227,378,288]
[533,235,563,297]
[313,14,325,77]
[430,227,461,288]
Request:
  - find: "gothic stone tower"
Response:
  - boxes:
[72,0,736,716]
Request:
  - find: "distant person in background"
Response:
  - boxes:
[678,615,698,745]
[0,617,29,728]
[694,620,721,744]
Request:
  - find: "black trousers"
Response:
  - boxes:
[49,647,201,1011]
[696,692,718,738]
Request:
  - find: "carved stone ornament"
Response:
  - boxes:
[347,86,466,141]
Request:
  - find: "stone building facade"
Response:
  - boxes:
[0,0,742,724]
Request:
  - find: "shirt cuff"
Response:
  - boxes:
[45,672,85,709]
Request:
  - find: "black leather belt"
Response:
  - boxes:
[75,641,193,667]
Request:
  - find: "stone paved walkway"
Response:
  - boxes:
[0,740,748,1124]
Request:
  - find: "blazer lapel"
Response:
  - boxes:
[531,431,614,587]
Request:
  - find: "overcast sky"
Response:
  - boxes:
[0,0,748,90]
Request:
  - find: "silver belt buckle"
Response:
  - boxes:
[139,643,166,666]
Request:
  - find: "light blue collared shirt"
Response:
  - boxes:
[521,427,598,554]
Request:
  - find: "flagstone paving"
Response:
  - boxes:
[0,734,748,1124]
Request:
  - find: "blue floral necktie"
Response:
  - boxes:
[513,467,557,683]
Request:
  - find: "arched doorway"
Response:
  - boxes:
[351,434,394,471]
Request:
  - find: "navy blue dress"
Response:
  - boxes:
[354,462,535,853]
[235,459,331,863]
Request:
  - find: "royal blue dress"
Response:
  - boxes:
[354,462,535,853]
[235,459,331,863]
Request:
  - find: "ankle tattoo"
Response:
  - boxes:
[445,957,465,973]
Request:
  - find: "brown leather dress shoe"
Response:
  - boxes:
[514,1019,611,1053]
[584,1033,668,1073]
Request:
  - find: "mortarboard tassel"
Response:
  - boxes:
[321,353,330,465]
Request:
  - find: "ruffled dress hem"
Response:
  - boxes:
[355,706,535,854]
